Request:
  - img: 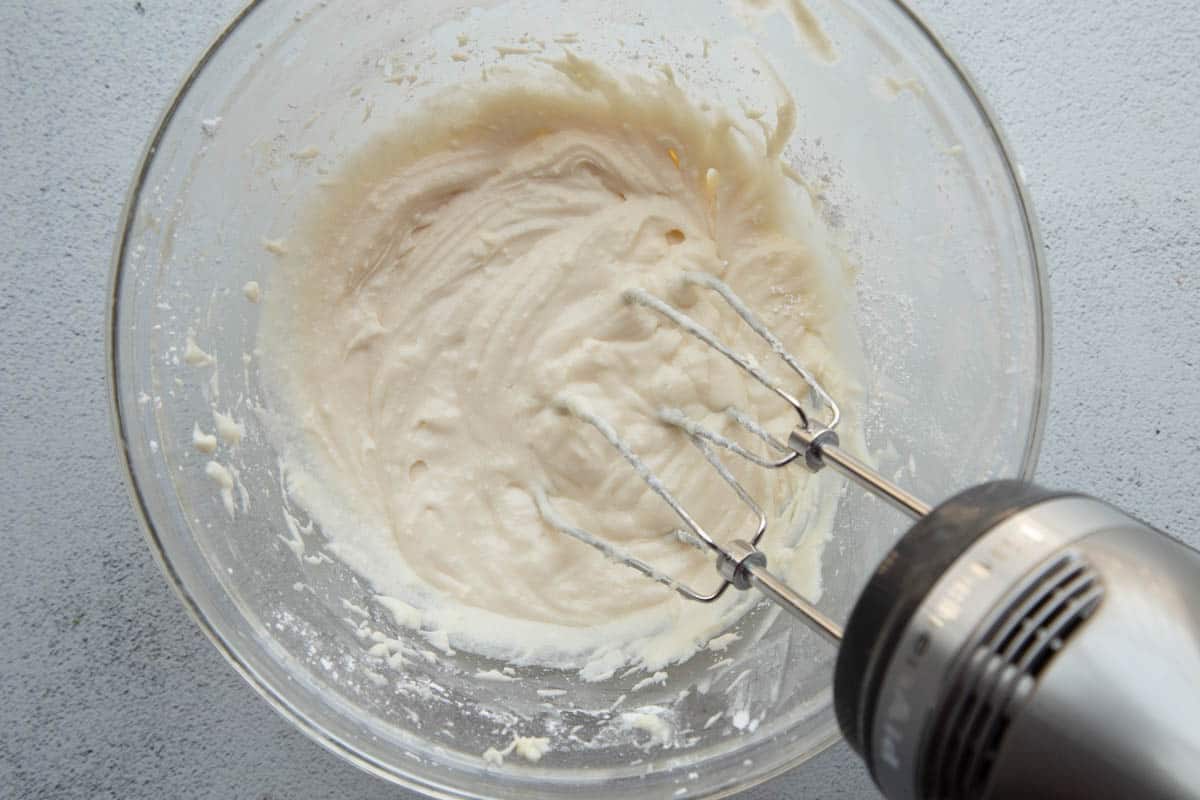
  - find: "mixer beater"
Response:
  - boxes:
[539,270,927,643]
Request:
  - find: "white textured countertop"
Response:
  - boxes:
[1,1,1197,797]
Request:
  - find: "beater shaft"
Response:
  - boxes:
[718,539,844,644]
[790,425,932,519]
[748,563,844,644]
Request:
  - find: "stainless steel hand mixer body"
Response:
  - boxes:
[546,273,1200,800]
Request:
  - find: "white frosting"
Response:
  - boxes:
[212,410,245,446]
[183,334,214,367]
[204,460,235,517]
[192,423,218,454]
[620,710,675,748]
[483,735,551,765]
[258,56,860,674]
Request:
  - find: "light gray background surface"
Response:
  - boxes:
[2,1,1198,797]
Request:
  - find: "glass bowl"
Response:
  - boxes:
[107,0,1047,797]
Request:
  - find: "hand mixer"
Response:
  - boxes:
[545,272,1200,800]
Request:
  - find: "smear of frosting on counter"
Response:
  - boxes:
[257,54,862,676]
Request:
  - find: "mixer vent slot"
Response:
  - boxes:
[920,551,1104,800]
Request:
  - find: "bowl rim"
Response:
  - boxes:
[105,1,1050,796]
